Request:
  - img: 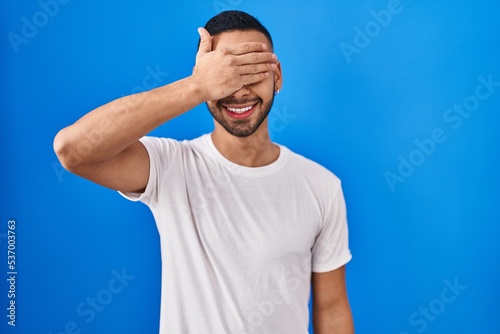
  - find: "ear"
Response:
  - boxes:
[273,61,283,93]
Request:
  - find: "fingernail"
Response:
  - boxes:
[272,54,277,60]
[262,43,268,50]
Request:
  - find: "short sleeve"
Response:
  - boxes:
[119,136,179,206]
[311,184,352,272]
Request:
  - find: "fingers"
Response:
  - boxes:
[192,36,279,100]
[239,72,271,86]
[232,50,278,87]
[222,42,277,66]
[238,62,277,76]
[224,41,269,55]
[197,27,212,55]
[234,51,277,66]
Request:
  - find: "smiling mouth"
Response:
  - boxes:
[223,103,258,118]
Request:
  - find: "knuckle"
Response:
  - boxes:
[240,43,250,53]
[223,55,236,67]
[251,53,259,62]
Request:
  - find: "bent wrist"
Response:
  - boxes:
[185,75,210,104]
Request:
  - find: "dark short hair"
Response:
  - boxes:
[201,10,273,49]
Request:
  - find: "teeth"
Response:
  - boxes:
[227,105,253,114]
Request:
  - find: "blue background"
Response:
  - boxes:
[1,0,499,333]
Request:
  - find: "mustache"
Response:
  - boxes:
[217,97,262,107]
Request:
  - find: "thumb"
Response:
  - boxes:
[197,27,212,55]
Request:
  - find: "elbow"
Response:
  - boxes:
[53,129,84,171]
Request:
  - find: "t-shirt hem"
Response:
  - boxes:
[118,190,144,202]
[117,137,156,203]
[312,252,352,273]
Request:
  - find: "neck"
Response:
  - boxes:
[211,125,280,167]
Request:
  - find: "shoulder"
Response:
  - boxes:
[283,146,342,192]
[140,134,210,155]
[284,146,340,180]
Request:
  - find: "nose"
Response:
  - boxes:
[230,86,251,100]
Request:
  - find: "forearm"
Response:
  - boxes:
[313,303,354,334]
[54,76,203,168]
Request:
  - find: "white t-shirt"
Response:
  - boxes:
[121,134,352,334]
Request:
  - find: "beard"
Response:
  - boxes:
[206,93,275,138]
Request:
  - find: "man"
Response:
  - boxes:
[54,10,354,334]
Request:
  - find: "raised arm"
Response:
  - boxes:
[53,28,277,193]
